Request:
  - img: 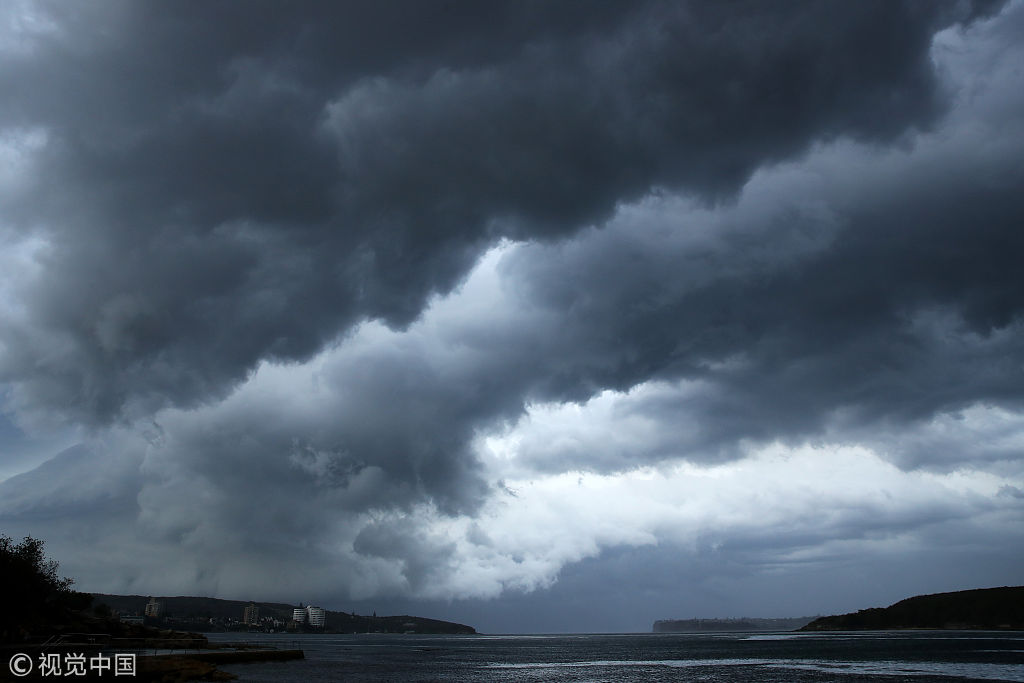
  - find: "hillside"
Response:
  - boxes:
[800,586,1024,631]
[93,594,294,622]
[92,594,476,634]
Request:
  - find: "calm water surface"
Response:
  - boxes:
[207,630,1024,682]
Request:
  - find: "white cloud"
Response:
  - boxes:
[373,437,1021,601]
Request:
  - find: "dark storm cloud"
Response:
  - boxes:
[143,332,509,520]
[504,153,1024,472]
[0,0,992,426]
[3,0,1022,615]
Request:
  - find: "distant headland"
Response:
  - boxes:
[653,586,1024,634]
[653,616,815,632]
[800,586,1024,631]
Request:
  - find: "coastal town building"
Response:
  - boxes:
[306,605,326,627]
[144,598,162,618]
[243,603,260,625]
[290,603,326,627]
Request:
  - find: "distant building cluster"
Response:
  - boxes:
[291,603,326,627]
[228,609,286,632]
[115,597,161,625]
[111,595,327,632]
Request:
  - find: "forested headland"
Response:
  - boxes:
[800,586,1024,631]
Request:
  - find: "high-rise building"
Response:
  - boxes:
[306,605,326,627]
[243,603,260,626]
[144,598,162,618]
[292,607,307,624]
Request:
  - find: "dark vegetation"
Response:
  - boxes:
[800,586,1024,631]
[1,535,96,642]
[1,535,216,681]
[1,535,202,644]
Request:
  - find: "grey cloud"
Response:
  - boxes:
[338,481,1024,632]
[139,68,1024,532]
[498,51,1024,474]
[352,516,458,595]
[1,0,1022,620]
[470,526,1024,633]
[115,328,510,563]
[0,444,141,521]
[0,0,990,426]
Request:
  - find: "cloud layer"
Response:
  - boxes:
[0,0,986,424]
[1,0,1022,630]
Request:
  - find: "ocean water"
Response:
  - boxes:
[208,630,1024,682]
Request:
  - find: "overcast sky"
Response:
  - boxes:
[1,0,1022,634]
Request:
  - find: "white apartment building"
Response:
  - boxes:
[306,605,326,627]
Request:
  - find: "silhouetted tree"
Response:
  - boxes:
[0,534,91,641]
